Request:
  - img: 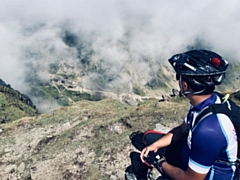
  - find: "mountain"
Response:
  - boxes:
[0,76,240,179]
[22,56,240,112]
[10,29,237,113]
[0,79,38,123]
[0,54,240,179]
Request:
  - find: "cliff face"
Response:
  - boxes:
[0,79,38,123]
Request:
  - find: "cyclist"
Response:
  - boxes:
[140,50,237,180]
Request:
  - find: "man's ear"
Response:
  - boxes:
[182,80,188,90]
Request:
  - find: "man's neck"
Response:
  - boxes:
[187,94,212,106]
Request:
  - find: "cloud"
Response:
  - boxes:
[0,0,239,99]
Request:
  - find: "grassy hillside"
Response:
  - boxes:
[0,90,240,179]
[0,67,240,179]
[0,96,189,180]
[0,85,38,123]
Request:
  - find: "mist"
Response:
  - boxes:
[0,0,240,110]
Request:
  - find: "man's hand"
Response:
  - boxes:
[140,144,159,163]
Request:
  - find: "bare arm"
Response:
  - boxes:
[162,162,207,180]
[140,121,187,162]
[140,121,207,180]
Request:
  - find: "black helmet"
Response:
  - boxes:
[168,49,229,95]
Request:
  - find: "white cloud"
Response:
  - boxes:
[0,0,239,93]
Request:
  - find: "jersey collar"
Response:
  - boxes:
[190,93,218,112]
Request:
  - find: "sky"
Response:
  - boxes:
[0,0,239,94]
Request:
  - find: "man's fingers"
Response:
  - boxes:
[144,149,149,157]
[140,151,145,162]
[140,148,148,162]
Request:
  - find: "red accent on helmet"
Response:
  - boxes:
[211,57,221,67]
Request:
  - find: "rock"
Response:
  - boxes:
[63,122,71,129]
[155,123,171,133]
[4,148,12,153]
[5,164,17,173]
[109,174,117,180]
[120,93,140,106]
[17,162,25,173]
[115,170,125,179]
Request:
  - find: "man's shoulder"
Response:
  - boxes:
[193,113,227,135]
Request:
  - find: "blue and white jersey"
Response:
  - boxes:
[181,93,238,180]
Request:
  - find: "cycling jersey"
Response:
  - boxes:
[181,93,238,180]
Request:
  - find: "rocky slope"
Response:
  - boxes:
[0,94,189,180]
[0,69,240,180]
[0,90,239,180]
[0,79,38,123]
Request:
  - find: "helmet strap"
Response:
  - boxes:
[179,75,206,96]
[179,75,189,97]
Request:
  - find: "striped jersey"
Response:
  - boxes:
[181,93,238,180]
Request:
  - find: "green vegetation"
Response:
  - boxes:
[1,69,240,179]
[0,91,37,123]
[0,90,239,179]
[146,78,168,89]
[146,68,170,90]
[132,85,145,96]
[58,85,102,102]
[29,82,102,107]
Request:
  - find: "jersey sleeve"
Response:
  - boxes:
[188,114,228,174]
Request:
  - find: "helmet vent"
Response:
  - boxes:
[183,62,196,71]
